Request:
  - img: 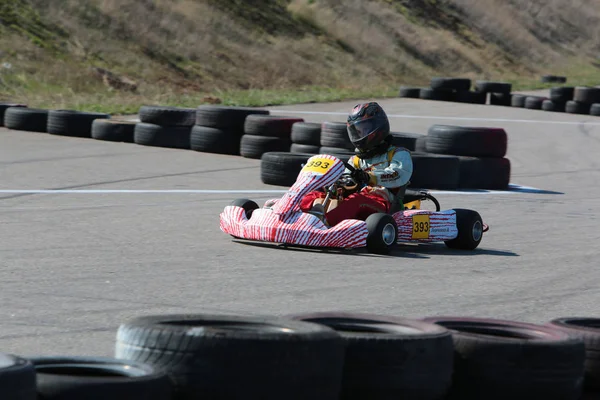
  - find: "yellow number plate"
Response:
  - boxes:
[302,157,334,174]
[412,214,430,239]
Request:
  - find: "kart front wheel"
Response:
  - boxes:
[231,198,259,219]
[444,209,483,250]
[365,213,398,254]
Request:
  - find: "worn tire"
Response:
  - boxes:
[190,125,241,155]
[548,318,600,390]
[490,93,511,106]
[133,123,191,149]
[426,125,508,158]
[474,81,512,94]
[458,156,511,189]
[542,75,567,83]
[0,353,36,400]
[566,101,591,115]
[542,99,566,113]
[414,135,428,152]
[430,77,471,92]
[422,316,586,400]
[590,104,600,117]
[291,122,321,145]
[261,151,313,186]
[410,153,460,190]
[195,105,269,131]
[0,103,26,126]
[287,312,454,400]
[456,91,487,104]
[31,356,172,400]
[574,87,600,105]
[240,134,291,159]
[4,107,48,132]
[320,121,353,150]
[91,119,136,142]
[391,132,423,151]
[244,115,303,139]
[524,96,546,110]
[139,105,196,127]
[550,87,575,103]
[114,314,345,400]
[419,88,455,102]
[398,86,422,98]
[511,94,527,108]
[290,143,320,154]
[47,110,110,138]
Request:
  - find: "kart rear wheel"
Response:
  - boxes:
[444,208,483,250]
[231,198,259,219]
[365,213,398,254]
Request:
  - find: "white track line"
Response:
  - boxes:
[0,184,555,195]
[266,110,600,126]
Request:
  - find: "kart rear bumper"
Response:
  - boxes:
[220,206,368,248]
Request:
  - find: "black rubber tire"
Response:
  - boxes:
[365,213,398,254]
[260,152,313,186]
[458,156,511,190]
[455,91,487,104]
[320,121,353,149]
[444,209,484,250]
[542,99,566,113]
[548,318,600,390]
[114,314,345,400]
[419,88,455,102]
[550,86,575,103]
[319,146,355,156]
[430,77,471,92]
[391,132,423,151]
[91,119,136,142]
[566,101,591,115]
[290,143,320,154]
[474,81,512,94]
[542,75,567,83]
[511,94,527,108]
[240,135,291,159]
[133,123,191,149]
[524,96,546,110]
[4,107,48,132]
[231,198,259,218]
[414,135,428,152]
[31,356,173,400]
[0,353,36,400]
[490,92,511,106]
[590,104,600,117]
[286,312,454,400]
[244,115,304,139]
[138,105,196,127]
[291,122,321,145]
[0,103,26,126]
[195,105,269,131]
[47,110,110,138]
[422,316,585,400]
[426,125,508,158]
[398,86,421,98]
[574,87,600,104]
[410,153,460,190]
[190,125,241,155]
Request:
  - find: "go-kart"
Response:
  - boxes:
[219,154,489,254]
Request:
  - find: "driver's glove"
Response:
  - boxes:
[351,169,372,186]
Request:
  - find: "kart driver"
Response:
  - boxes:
[299,102,414,226]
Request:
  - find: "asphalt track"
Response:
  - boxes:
[2,91,600,358]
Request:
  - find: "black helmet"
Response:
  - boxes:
[347,102,391,156]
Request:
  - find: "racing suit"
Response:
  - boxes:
[299,146,413,226]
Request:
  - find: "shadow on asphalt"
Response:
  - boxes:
[232,240,518,258]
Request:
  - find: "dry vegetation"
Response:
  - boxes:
[0,0,599,113]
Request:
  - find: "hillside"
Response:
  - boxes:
[1,0,600,114]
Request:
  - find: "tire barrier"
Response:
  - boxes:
[4,107,49,132]
[134,106,196,149]
[0,313,597,399]
[47,110,110,138]
[399,76,600,117]
[91,119,136,143]
[0,103,26,126]
[240,115,302,159]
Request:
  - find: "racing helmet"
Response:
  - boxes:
[346,102,391,156]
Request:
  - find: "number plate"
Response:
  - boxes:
[302,157,334,174]
[412,214,430,239]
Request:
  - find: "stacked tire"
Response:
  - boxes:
[567,87,600,115]
[475,80,512,106]
[418,125,511,190]
[134,106,196,149]
[290,122,321,154]
[240,115,303,159]
[192,106,270,155]
[47,110,111,138]
[3,106,49,133]
[319,121,355,154]
[542,86,574,113]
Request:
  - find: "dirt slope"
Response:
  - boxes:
[1,0,599,111]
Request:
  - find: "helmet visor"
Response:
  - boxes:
[347,118,379,143]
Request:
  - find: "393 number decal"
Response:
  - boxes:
[302,157,334,173]
[411,214,431,239]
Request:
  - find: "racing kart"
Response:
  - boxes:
[220,154,489,254]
